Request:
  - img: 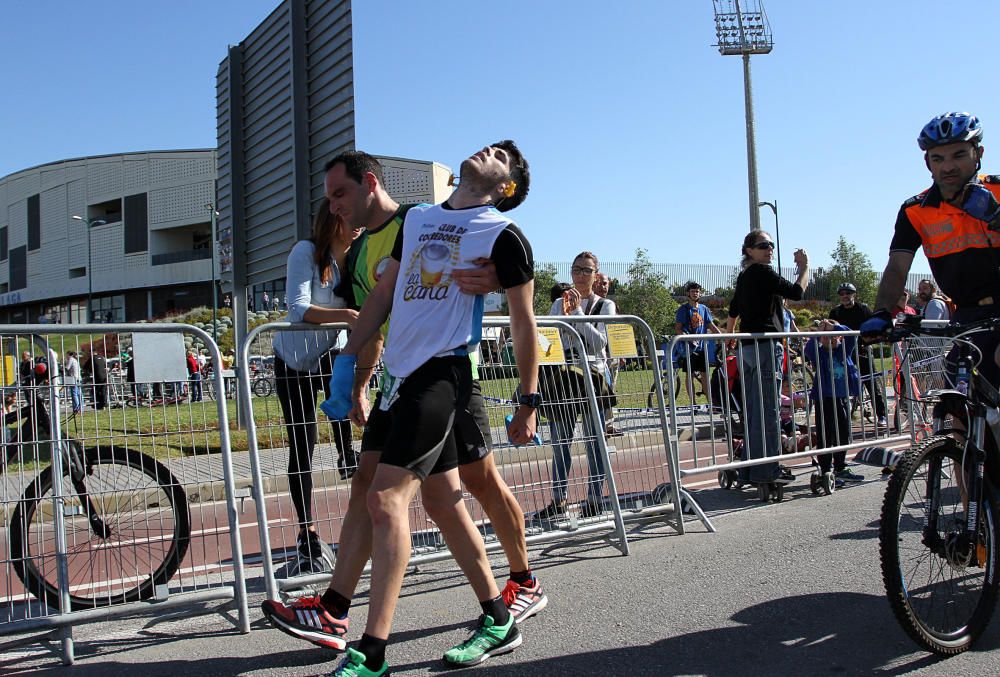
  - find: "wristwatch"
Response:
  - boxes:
[518,392,543,409]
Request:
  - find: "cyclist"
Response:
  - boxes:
[862,112,1000,386]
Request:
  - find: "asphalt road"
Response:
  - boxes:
[5,465,1000,676]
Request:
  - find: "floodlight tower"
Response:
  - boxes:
[712,0,773,232]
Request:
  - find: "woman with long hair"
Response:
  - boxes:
[272,198,361,573]
[726,230,809,496]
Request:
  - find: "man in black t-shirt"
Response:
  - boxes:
[830,282,887,426]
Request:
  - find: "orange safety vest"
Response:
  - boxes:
[904,175,1000,259]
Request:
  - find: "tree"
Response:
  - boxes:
[532,263,560,315]
[819,237,878,306]
[613,248,678,337]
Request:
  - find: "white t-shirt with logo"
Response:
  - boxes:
[383,203,533,379]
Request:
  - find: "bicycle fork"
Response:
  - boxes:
[924,405,988,568]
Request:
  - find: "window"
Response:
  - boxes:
[9,246,26,291]
[27,195,40,251]
[0,226,7,261]
[123,193,148,254]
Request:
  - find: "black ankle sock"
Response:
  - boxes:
[357,633,387,670]
[320,589,352,618]
[481,595,510,626]
[509,569,533,585]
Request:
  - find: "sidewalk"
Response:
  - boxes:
[4,469,999,675]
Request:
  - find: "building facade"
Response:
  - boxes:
[0,150,217,324]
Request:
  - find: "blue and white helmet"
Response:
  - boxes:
[918,112,983,151]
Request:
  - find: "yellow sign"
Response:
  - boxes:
[606,323,639,358]
[536,327,566,364]
[1,355,14,386]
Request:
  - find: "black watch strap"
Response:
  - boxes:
[518,392,543,408]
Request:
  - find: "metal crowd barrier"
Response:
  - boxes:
[244,316,687,603]
[0,324,248,666]
[662,329,913,531]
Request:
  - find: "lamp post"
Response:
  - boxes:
[71,215,107,322]
[758,200,781,273]
[712,0,774,232]
[205,204,219,343]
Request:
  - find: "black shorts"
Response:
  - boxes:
[676,351,707,372]
[359,356,480,480]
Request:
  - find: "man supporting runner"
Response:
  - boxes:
[263,144,542,675]
[862,112,1000,385]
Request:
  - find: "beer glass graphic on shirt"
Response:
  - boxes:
[419,243,450,286]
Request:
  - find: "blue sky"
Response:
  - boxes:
[3,0,997,275]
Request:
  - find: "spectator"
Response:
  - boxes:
[271,198,360,573]
[592,271,622,436]
[674,281,721,405]
[263,291,270,310]
[893,289,918,317]
[18,351,32,384]
[186,350,203,402]
[916,279,951,321]
[63,351,82,413]
[804,319,865,487]
[726,230,809,490]
[829,282,889,428]
[537,251,615,519]
[87,351,108,410]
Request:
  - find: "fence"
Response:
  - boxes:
[0,324,248,665]
[661,329,914,528]
[244,315,693,603]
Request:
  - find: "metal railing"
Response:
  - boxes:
[0,324,249,665]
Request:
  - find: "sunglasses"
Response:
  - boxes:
[571,266,596,274]
[751,241,775,251]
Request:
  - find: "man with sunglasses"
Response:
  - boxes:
[862,112,1000,387]
[830,282,888,427]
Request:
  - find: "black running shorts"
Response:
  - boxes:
[362,371,491,468]
[360,355,472,480]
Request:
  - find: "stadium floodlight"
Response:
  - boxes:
[712,0,774,231]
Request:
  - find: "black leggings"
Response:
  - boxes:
[275,353,355,528]
[814,397,850,474]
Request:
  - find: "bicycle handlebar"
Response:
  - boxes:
[880,314,1000,343]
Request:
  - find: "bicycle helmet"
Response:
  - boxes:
[918,112,983,151]
[838,283,857,294]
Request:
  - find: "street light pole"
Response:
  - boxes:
[206,204,219,343]
[71,215,106,322]
[712,0,774,233]
[758,200,780,273]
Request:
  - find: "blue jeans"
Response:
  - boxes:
[548,404,607,504]
[739,340,782,483]
[70,385,82,412]
[189,373,202,401]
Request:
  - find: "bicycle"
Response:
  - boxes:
[5,385,191,611]
[251,370,275,397]
[874,314,1000,654]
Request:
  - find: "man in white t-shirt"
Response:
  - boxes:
[916,279,951,321]
[317,141,537,676]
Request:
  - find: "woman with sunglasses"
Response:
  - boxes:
[726,230,809,499]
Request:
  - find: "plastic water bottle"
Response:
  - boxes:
[956,357,971,395]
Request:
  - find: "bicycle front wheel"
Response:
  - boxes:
[879,435,1000,654]
[252,377,273,397]
[9,444,191,611]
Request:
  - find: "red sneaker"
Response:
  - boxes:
[501,577,549,624]
[261,595,348,650]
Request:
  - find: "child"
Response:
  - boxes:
[804,320,865,487]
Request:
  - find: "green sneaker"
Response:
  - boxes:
[443,613,522,667]
[327,648,388,677]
